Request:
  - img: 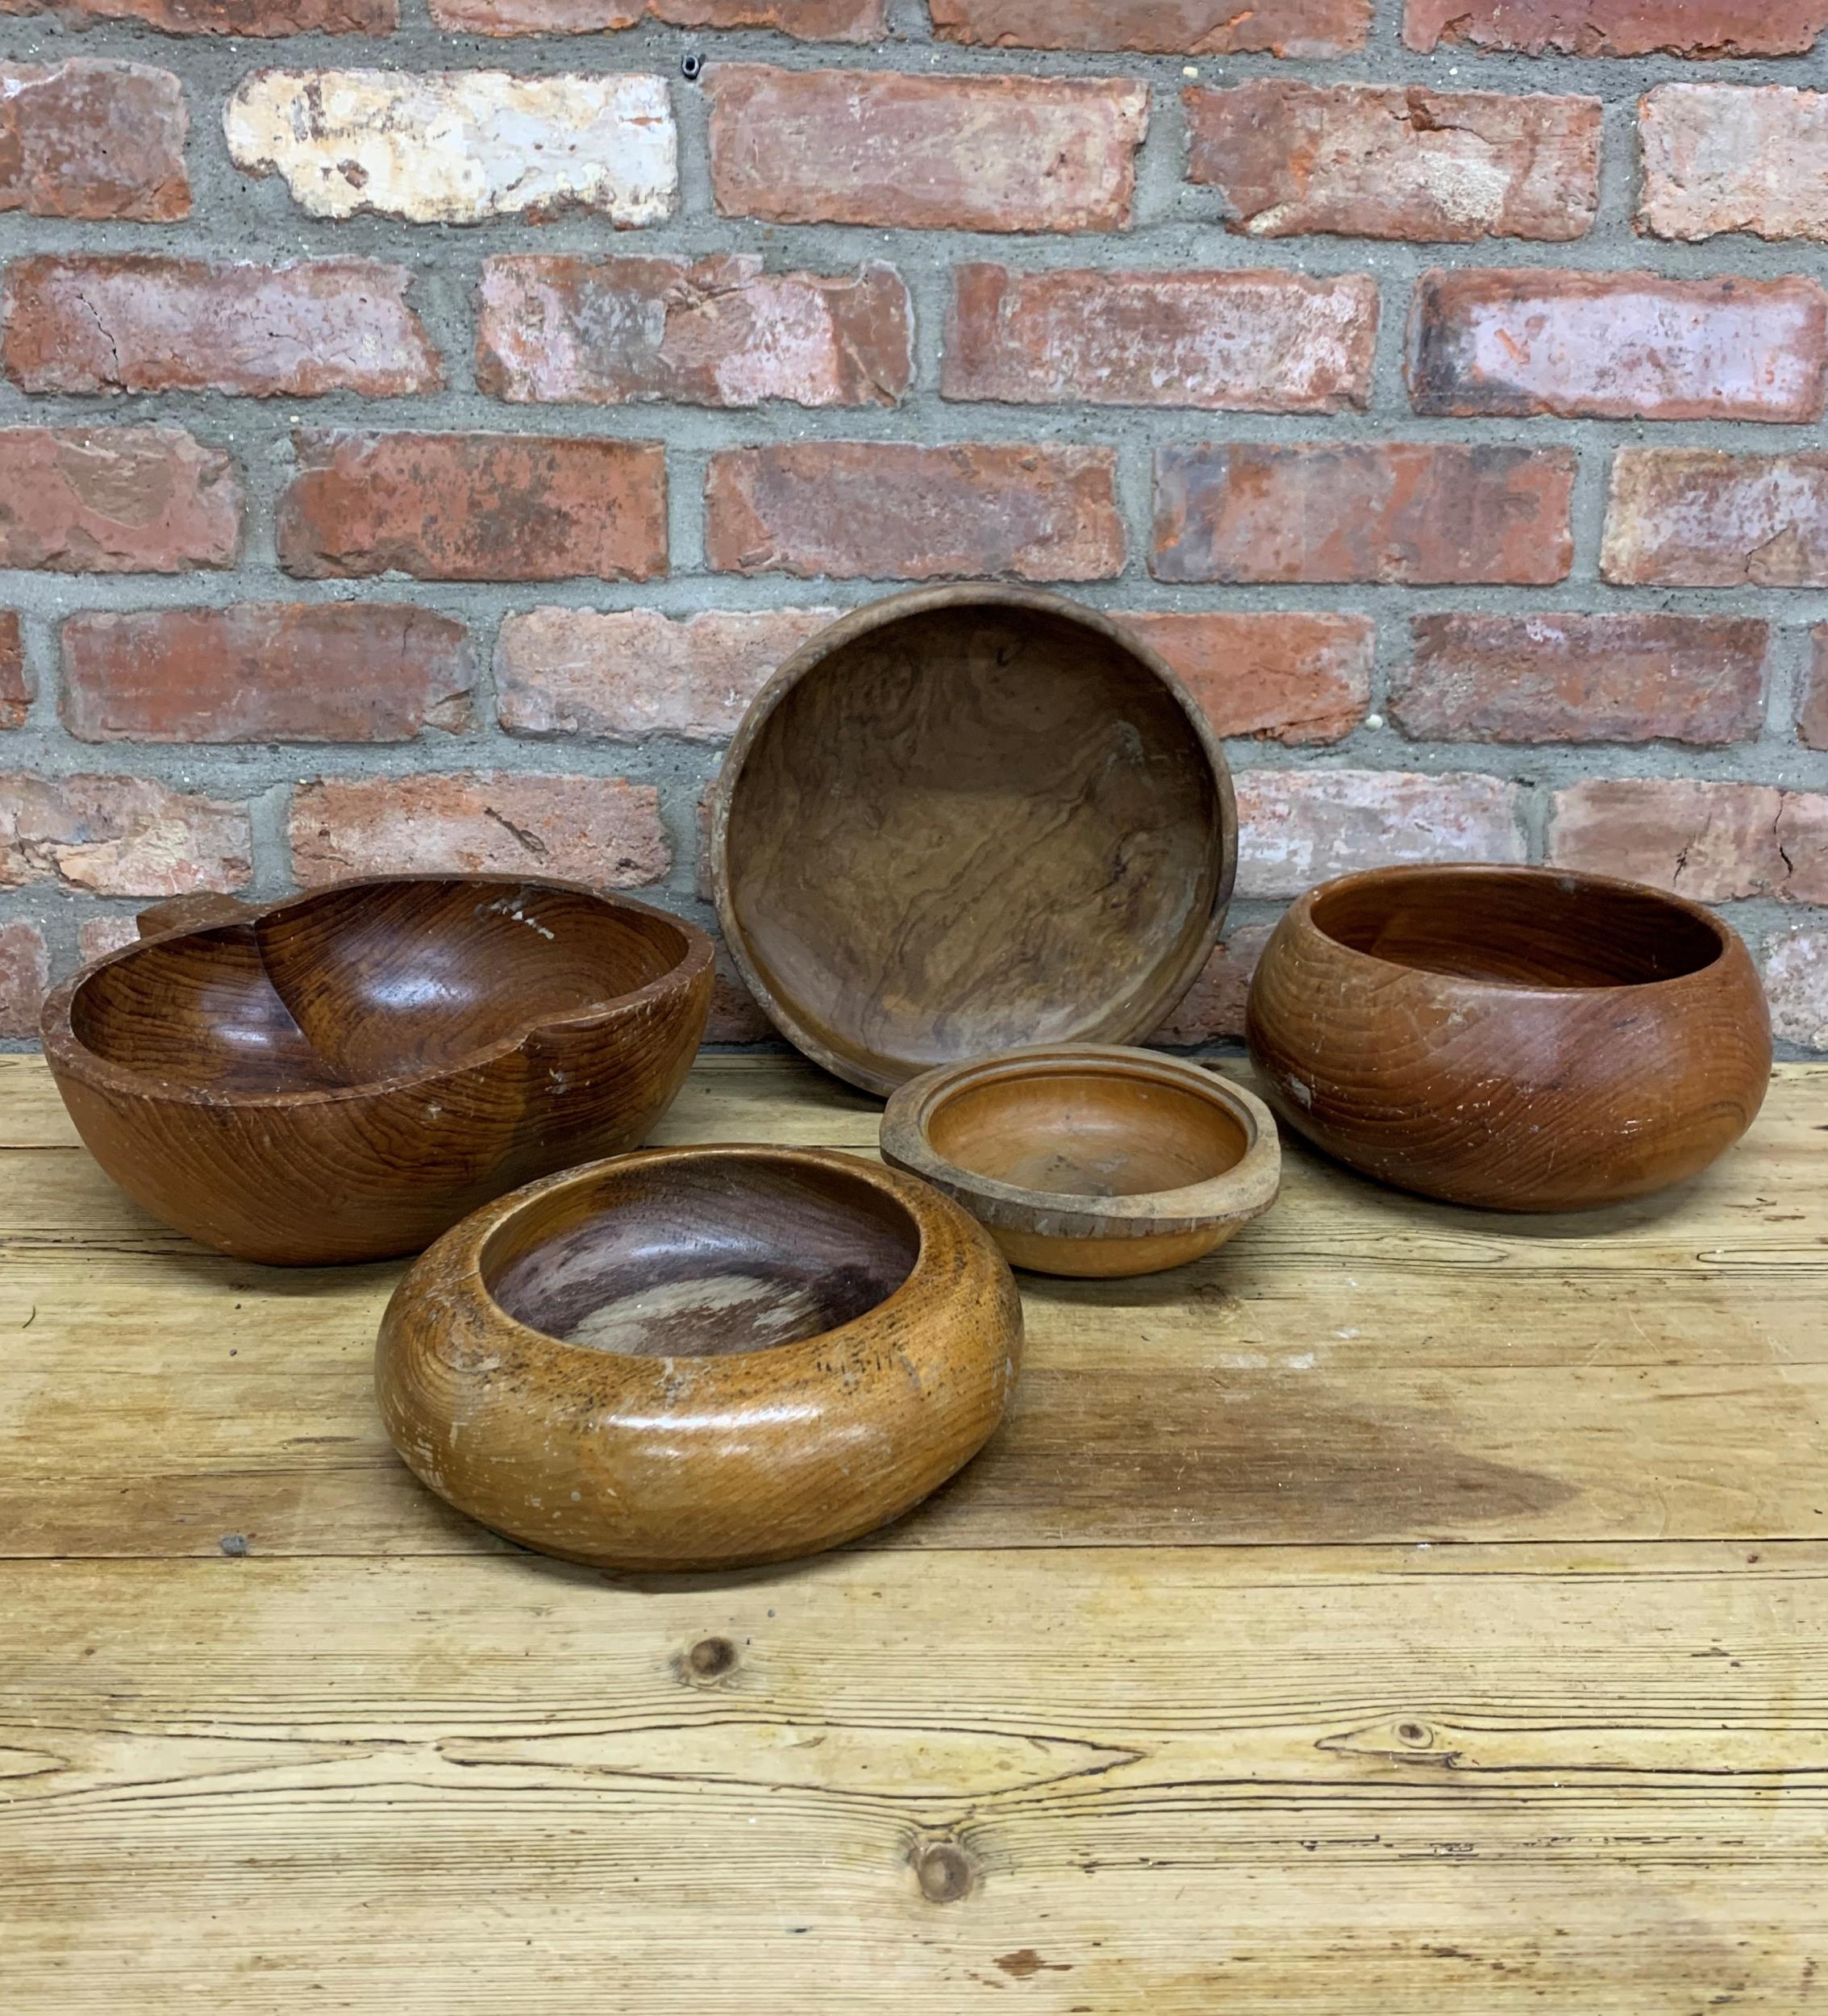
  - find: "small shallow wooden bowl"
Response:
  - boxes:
[881,1045,1280,1277]
[41,875,713,1265]
[1246,864,1772,1213]
[377,1145,1022,1572]
[712,585,1236,1095]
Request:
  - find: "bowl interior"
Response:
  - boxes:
[1311,870,1726,989]
[70,879,693,1093]
[484,1156,922,1360]
[722,602,1227,1088]
[927,1066,1250,1202]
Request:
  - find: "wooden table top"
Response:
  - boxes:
[4,1050,1825,2011]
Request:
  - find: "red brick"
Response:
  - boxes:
[1235,768,1525,900]
[1186,82,1601,243]
[0,774,250,895]
[277,432,667,585]
[0,1,394,28]
[707,66,1148,234]
[943,267,1376,413]
[2,258,440,399]
[1118,611,1371,745]
[1604,451,1828,589]
[1802,629,1828,752]
[431,0,882,30]
[0,428,239,574]
[290,773,669,889]
[1640,85,1828,244]
[0,614,27,729]
[0,919,48,1037]
[1405,0,1828,55]
[1149,922,1276,1045]
[0,60,188,221]
[1547,779,1828,905]
[706,444,1124,582]
[1397,614,1769,746]
[497,606,836,742]
[62,605,473,744]
[707,940,776,1045]
[1765,931,1828,1052]
[1409,270,1827,423]
[1155,444,1575,586]
[931,0,1368,56]
[78,915,140,964]
[478,257,910,410]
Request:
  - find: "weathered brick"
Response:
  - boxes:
[498,607,836,742]
[225,70,674,227]
[1186,82,1600,243]
[290,773,669,889]
[0,1,394,30]
[0,919,48,1037]
[1118,611,1371,745]
[0,774,250,895]
[0,428,239,574]
[707,939,776,1045]
[1640,85,1828,244]
[706,444,1124,581]
[1405,0,1828,55]
[707,66,1148,234]
[277,431,667,584]
[1765,931,1828,1052]
[479,257,910,409]
[1801,629,1828,752]
[0,614,24,729]
[1547,779,1828,905]
[1155,444,1575,586]
[1409,270,1827,423]
[931,0,1368,56]
[0,60,188,222]
[1149,922,1276,1045]
[1604,452,1828,589]
[1235,769,1525,900]
[431,0,882,32]
[943,267,1376,413]
[77,915,140,964]
[2,257,440,398]
[1396,614,1770,746]
[62,605,473,744]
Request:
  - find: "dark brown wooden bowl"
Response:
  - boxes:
[881,1045,1280,1277]
[711,586,1235,1095]
[376,1145,1022,1571]
[1246,864,1772,1212]
[41,875,713,1265]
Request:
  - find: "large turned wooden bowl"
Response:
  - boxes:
[881,1045,1280,1277]
[40,875,713,1265]
[1246,864,1772,1212]
[711,586,1235,1095]
[376,1146,1022,1572]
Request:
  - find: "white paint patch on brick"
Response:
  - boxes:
[225,69,677,225]
[1766,931,1828,1050]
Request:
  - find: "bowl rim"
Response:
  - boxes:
[709,585,1239,1097]
[40,871,714,1110]
[1285,862,1740,998]
[880,1043,1282,1241]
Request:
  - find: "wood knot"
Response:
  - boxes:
[1397,1720,1432,1747]
[685,1635,738,1680]
[911,1839,974,1904]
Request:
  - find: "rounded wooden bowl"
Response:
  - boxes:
[376,1145,1022,1572]
[41,875,713,1265]
[881,1045,1280,1277]
[1246,864,1772,1212]
[711,586,1236,1096]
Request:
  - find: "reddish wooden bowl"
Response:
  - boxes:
[1246,864,1772,1212]
[42,875,713,1264]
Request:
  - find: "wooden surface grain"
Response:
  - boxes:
[3,1050,1826,2010]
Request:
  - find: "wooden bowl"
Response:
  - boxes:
[711,586,1235,1095]
[881,1044,1280,1277]
[1246,864,1772,1212]
[41,875,713,1265]
[376,1145,1022,1571]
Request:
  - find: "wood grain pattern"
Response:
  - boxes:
[1247,864,1772,1211]
[39,873,714,1264]
[712,587,1235,1095]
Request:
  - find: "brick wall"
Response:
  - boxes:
[1,0,1826,1055]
